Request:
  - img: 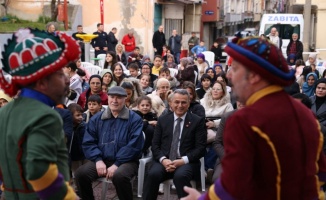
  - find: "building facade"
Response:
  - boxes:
[5,0,326,59]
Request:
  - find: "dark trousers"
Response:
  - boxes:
[143,125,155,154]
[155,47,163,56]
[143,161,200,199]
[74,160,138,200]
[95,49,107,58]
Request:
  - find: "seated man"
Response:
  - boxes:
[75,86,144,200]
[143,89,207,199]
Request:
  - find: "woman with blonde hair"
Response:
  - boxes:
[115,43,127,66]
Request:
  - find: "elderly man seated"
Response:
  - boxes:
[75,86,144,200]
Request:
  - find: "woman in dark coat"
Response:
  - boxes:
[182,81,205,118]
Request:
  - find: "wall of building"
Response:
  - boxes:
[7,0,43,21]
[292,0,326,59]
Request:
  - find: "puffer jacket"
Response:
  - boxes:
[82,107,144,166]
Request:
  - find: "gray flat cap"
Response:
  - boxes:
[108,86,127,97]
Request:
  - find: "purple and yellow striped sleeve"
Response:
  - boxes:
[28,164,76,200]
[199,178,236,200]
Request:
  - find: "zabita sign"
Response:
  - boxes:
[268,15,299,22]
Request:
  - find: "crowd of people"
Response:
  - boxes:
[1,23,326,200]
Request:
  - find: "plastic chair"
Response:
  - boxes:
[162,157,205,200]
[97,177,135,200]
[83,63,102,75]
[202,51,215,68]
[97,54,106,69]
[137,154,153,197]
[169,68,178,78]
[98,132,148,199]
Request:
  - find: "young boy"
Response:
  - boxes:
[191,40,207,57]
[83,94,104,123]
[196,74,212,99]
[153,67,179,90]
[67,103,86,177]
[151,55,163,76]
[128,46,143,66]
[128,63,140,78]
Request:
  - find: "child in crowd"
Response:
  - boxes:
[128,46,143,66]
[151,55,163,76]
[67,103,86,177]
[133,96,158,155]
[287,54,296,66]
[128,63,140,78]
[140,74,153,94]
[141,55,151,64]
[196,74,212,99]
[76,68,90,92]
[83,94,104,123]
[102,84,108,93]
[311,63,320,78]
[191,40,207,57]
[214,64,224,75]
[153,67,179,90]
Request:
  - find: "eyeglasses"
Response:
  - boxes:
[212,88,222,91]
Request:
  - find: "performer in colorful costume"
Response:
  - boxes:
[0,28,80,199]
[182,37,326,200]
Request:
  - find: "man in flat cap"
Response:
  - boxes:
[75,86,144,200]
[182,37,326,199]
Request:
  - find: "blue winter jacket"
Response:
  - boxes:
[83,106,144,166]
[191,45,207,55]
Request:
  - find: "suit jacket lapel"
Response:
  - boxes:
[180,113,190,144]
[317,99,326,115]
[167,114,175,147]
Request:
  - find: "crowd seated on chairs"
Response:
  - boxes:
[53,33,242,199]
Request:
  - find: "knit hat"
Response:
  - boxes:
[0,28,81,97]
[196,53,205,61]
[224,37,295,86]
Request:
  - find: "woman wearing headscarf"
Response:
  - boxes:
[311,78,326,128]
[195,53,208,81]
[302,72,318,97]
[305,53,317,66]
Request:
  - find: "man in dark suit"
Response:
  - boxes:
[91,23,108,58]
[152,25,166,56]
[72,25,86,61]
[143,89,207,199]
[107,27,118,52]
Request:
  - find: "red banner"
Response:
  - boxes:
[100,0,104,25]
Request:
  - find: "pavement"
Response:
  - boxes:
[92,179,208,200]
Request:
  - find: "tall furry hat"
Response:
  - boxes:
[0,28,81,97]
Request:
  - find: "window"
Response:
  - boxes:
[264,24,301,40]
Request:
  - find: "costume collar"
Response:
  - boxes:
[246,85,283,106]
[19,88,56,107]
[101,106,129,120]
